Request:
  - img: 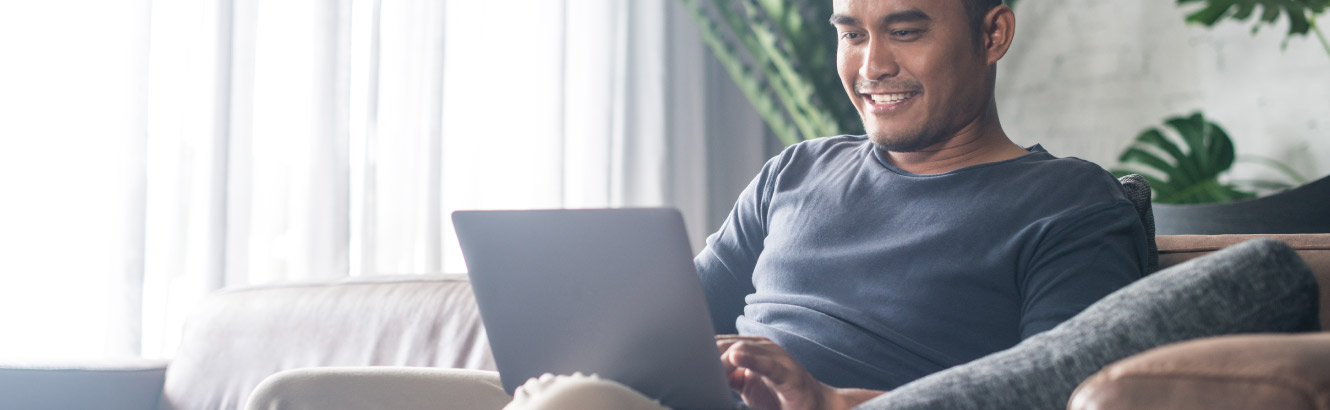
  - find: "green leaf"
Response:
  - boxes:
[1166,114,1210,182]
[1115,112,1256,204]
[1125,128,1197,187]
[1205,122,1236,171]
[1289,6,1312,34]
[1232,2,1256,19]
[1176,0,1330,37]
[1119,147,1181,187]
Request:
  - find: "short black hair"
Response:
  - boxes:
[963,0,1002,46]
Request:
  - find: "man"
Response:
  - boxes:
[501,0,1143,408]
[698,0,1145,408]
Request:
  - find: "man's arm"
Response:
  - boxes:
[695,155,784,334]
[1019,201,1147,337]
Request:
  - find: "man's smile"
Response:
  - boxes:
[861,91,919,113]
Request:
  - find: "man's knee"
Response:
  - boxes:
[505,373,669,410]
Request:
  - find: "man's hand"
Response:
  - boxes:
[715,335,883,410]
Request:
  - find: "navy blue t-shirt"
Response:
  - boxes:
[695,135,1147,390]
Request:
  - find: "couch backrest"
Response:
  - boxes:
[1157,234,1330,331]
[158,274,494,410]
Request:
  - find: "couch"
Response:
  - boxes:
[1,234,1325,410]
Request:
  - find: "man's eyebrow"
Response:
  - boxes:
[828,10,932,27]
[880,9,931,26]
[828,14,857,26]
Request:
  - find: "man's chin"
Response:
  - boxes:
[868,133,931,153]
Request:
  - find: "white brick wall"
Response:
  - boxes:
[996,0,1329,184]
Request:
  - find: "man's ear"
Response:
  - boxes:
[983,5,1015,65]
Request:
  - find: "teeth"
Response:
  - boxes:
[870,92,914,104]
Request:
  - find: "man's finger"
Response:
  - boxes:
[715,335,774,345]
[726,365,746,391]
[725,341,794,385]
[716,335,779,353]
[715,334,770,341]
[716,335,764,351]
[720,350,738,374]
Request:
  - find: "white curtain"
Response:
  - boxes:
[0,0,769,359]
[0,1,153,359]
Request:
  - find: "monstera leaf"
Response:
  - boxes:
[1111,113,1256,204]
[1177,0,1330,36]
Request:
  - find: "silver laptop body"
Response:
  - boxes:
[452,208,739,410]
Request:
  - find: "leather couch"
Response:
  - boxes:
[0,234,1325,410]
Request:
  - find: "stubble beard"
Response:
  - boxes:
[854,78,943,152]
[866,119,948,153]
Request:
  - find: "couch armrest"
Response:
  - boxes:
[0,359,168,410]
[1069,333,1330,410]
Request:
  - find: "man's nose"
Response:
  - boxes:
[859,37,898,80]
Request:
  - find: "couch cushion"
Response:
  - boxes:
[159,274,494,410]
[1158,234,1330,330]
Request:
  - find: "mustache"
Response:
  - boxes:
[854,79,923,93]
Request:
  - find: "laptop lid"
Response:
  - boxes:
[452,208,738,410]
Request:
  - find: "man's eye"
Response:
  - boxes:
[840,32,860,40]
[891,30,916,36]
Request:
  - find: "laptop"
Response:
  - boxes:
[452,208,739,410]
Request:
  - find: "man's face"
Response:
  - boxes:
[831,0,992,152]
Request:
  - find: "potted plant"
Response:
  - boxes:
[1111,0,1330,234]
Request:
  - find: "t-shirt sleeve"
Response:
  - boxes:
[693,156,781,335]
[1018,200,1148,338]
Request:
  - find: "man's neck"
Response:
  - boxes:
[880,119,1027,175]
